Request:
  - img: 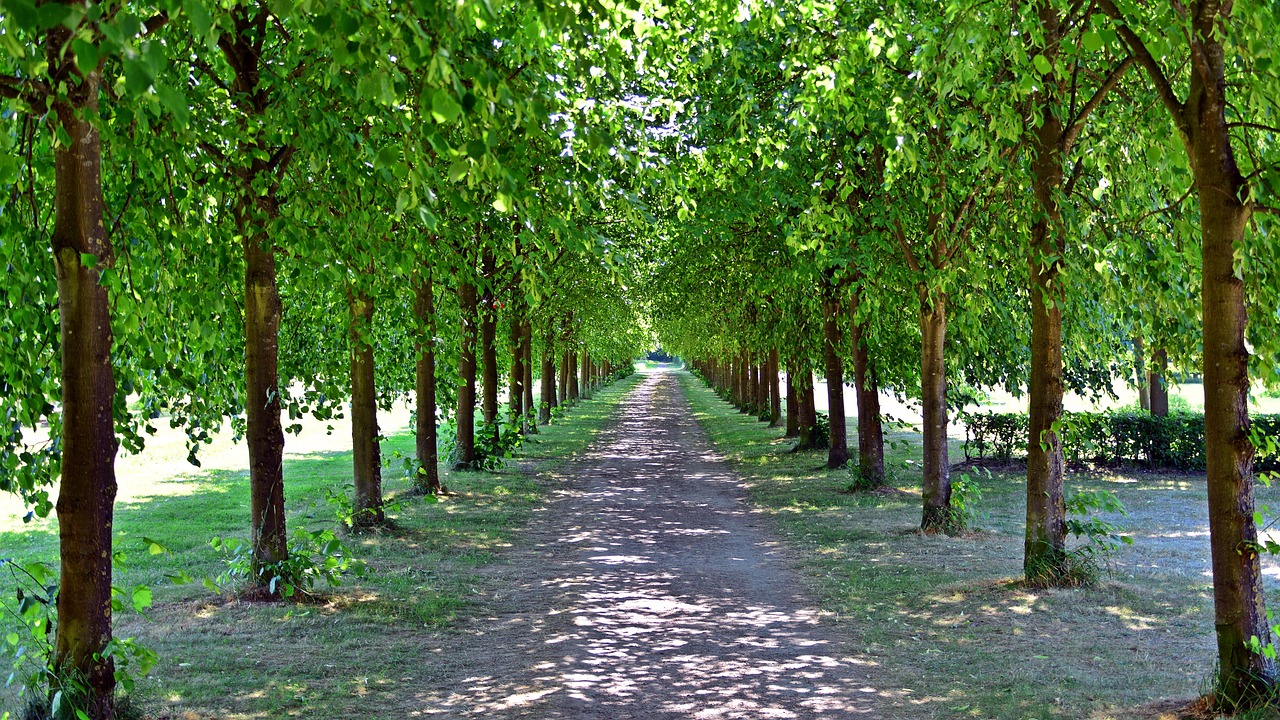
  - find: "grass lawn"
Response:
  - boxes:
[1,373,641,719]
[677,370,1280,720]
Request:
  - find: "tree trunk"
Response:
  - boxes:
[220,4,288,586]
[348,288,384,527]
[569,348,580,401]
[1025,60,1068,578]
[1149,348,1169,416]
[785,360,800,437]
[823,291,850,469]
[479,252,498,446]
[49,55,118,717]
[768,349,782,427]
[795,368,819,450]
[540,331,555,424]
[580,348,591,399]
[243,215,287,574]
[1192,75,1274,704]
[849,294,885,484]
[1135,336,1151,411]
[414,273,439,493]
[523,321,536,433]
[919,290,951,532]
[454,281,478,468]
[558,348,570,407]
[509,314,524,426]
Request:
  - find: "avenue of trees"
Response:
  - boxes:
[1,0,1279,716]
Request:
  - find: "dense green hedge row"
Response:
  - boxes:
[963,411,1280,472]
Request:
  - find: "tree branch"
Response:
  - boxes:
[1096,0,1187,129]
[1227,122,1280,134]
[892,218,922,273]
[1254,204,1280,216]
[1064,56,1135,151]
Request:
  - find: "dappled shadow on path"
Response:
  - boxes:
[419,372,888,719]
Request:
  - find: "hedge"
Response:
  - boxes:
[963,410,1280,472]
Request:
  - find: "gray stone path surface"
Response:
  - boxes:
[419,370,881,718]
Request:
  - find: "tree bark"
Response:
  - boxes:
[454,281,478,468]
[1192,67,1274,704]
[348,288,383,527]
[49,49,118,716]
[1135,335,1151,411]
[919,290,952,532]
[414,273,439,493]
[1149,348,1169,416]
[768,349,782,427]
[523,321,536,433]
[794,367,819,450]
[785,360,800,437]
[479,251,498,446]
[540,331,556,424]
[220,3,289,586]
[823,291,850,468]
[558,348,570,408]
[1096,0,1276,693]
[509,314,525,426]
[1025,38,1068,576]
[580,348,591,399]
[568,347,580,401]
[849,293,885,484]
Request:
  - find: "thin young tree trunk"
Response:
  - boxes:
[785,360,800,437]
[348,288,384,527]
[414,273,439,493]
[580,349,591,399]
[479,252,498,446]
[1135,335,1151,411]
[523,321,536,433]
[823,291,850,468]
[1149,348,1169,416]
[849,293,885,484]
[1025,44,1068,575]
[768,349,782,427]
[540,331,555,424]
[569,348,580,401]
[454,281,478,468]
[919,290,952,532]
[220,5,289,585]
[243,220,287,571]
[49,51,118,716]
[794,367,819,450]
[558,348,570,407]
[509,314,524,426]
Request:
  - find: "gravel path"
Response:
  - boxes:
[419,370,882,718]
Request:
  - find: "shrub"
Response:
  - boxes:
[964,410,1280,472]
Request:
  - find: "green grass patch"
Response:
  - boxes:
[677,369,1277,720]
[1,373,641,719]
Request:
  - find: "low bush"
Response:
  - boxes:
[963,410,1280,472]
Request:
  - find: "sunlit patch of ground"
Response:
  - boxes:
[680,370,1279,720]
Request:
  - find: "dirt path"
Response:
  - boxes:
[418,370,883,719]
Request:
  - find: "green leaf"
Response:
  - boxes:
[72,39,100,75]
[448,159,469,183]
[431,89,462,124]
[1033,54,1052,75]
[156,84,190,127]
[183,0,213,37]
[466,139,487,160]
[1082,31,1103,53]
[5,0,39,31]
[492,193,513,213]
[131,586,152,612]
